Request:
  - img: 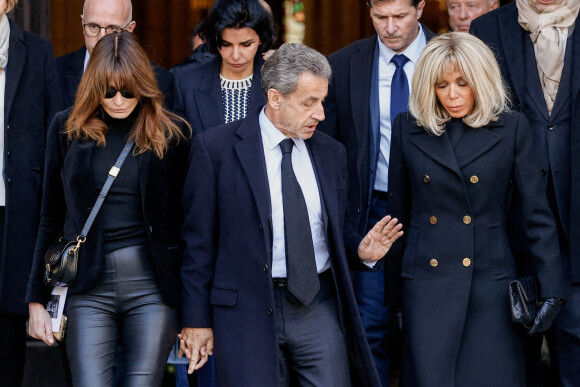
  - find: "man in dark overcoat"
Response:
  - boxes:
[472,1,580,385]
[179,43,401,386]
[0,3,62,385]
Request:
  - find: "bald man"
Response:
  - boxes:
[57,0,174,108]
[447,0,498,32]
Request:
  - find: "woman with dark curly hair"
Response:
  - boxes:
[27,32,190,386]
[174,0,276,135]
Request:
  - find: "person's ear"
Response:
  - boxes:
[125,20,137,33]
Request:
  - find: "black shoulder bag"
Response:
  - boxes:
[43,139,135,287]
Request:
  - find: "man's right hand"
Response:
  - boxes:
[178,327,214,374]
[28,302,55,346]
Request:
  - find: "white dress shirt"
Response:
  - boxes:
[259,108,331,278]
[374,25,426,192]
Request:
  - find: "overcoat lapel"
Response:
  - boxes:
[454,128,502,169]
[308,135,337,231]
[499,6,526,107]
[411,129,462,176]
[138,151,153,220]
[571,19,580,114]
[65,48,86,107]
[351,37,375,179]
[234,116,272,254]
[63,140,97,229]
[195,66,224,132]
[4,20,25,123]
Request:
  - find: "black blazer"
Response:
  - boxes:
[56,46,175,109]
[0,20,62,315]
[174,56,266,136]
[26,110,189,308]
[388,111,564,385]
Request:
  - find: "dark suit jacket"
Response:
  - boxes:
[318,26,435,305]
[181,107,380,386]
[472,3,580,283]
[26,110,189,308]
[388,112,563,386]
[0,20,62,315]
[56,46,175,109]
[174,56,265,136]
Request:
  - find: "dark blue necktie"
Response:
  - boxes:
[390,54,410,126]
[279,139,319,305]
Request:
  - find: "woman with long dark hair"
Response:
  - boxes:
[27,31,190,386]
[174,0,276,134]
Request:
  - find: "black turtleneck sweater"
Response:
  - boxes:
[92,107,148,254]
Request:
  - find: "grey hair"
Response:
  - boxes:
[261,43,331,98]
[83,0,133,21]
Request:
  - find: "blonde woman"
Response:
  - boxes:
[387,32,564,386]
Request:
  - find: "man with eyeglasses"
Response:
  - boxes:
[56,0,174,109]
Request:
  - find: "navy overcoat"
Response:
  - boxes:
[181,107,380,386]
[388,112,564,386]
[0,20,62,315]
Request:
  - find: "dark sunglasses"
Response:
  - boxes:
[104,87,135,99]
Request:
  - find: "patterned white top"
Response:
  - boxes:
[220,74,253,123]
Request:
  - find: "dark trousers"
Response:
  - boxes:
[351,192,390,385]
[274,270,350,387]
[65,245,178,387]
[0,310,27,387]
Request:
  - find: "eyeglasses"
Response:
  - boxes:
[83,20,132,37]
[104,87,136,99]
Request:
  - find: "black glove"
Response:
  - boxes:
[528,298,563,335]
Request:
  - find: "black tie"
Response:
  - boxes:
[279,138,320,305]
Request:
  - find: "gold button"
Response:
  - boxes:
[470,175,479,184]
[463,258,471,267]
[463,215,471,224]
[430,216,437,225]
[430,259,439,267]
[423,175,431,183]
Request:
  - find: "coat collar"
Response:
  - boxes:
[4,19,25,122]
[498,4,527,108]
[234,106,272,239]
[307,133,338,228]
[410,118,503,173]
[65,47,86,107]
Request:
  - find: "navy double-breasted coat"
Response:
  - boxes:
[388,112,564,387]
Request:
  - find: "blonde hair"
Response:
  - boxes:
[5,0,18,13]
[409,32,508,135]
[66,32,189,159]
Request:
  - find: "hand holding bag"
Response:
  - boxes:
[509,276,538,327]
[43,139,135,287]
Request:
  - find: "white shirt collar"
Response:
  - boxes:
[377,23,425,66]
[83,49,90,72]
[259,107,307,153]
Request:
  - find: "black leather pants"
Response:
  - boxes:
[64,245,178,387]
